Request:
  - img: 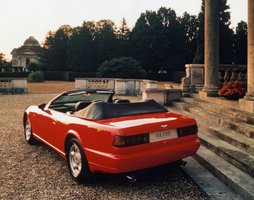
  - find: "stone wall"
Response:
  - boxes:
[0,78,27,94]
[75,78,154,95]
[142,88,182,105]
[181,64,247,94]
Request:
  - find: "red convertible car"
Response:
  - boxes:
[23,89,200,182]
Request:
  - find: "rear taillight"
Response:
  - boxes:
[113,133,149,147]
[177,125,198,137]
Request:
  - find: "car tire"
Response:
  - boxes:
[24,118,37,145]
[67,138,93,183]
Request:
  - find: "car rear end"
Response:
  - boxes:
[86,112,200,174]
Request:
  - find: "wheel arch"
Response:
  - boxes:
[23,112,28,128]
[64,130,83,156]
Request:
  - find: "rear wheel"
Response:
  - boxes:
[24,118,37,145]
[67,138,93,183]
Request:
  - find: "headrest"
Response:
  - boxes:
[114,99,130,104]
[75,101,92,111]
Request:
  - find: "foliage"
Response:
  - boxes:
[27,60,43,72]
[0,72,29,78]
[97,57,146,78]
[179,12,198,65]
[218,80,246,100]
[43,71,69,81]
[68,22,95,72]
[37,3,247,77]
[131,7,187,73]
[0,53,5,63]
[194,0,234,64]
[28,71,45,82]
[0,53,11,68]
[115,18,131,57]
[233,21,247,64]
[42,25,72,71]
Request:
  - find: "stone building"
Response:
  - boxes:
[11,36,42,71]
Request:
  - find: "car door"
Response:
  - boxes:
[46,109,69,151]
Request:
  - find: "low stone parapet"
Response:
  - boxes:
[75,78,115,90]
[115,79,141,95]
[142,88,182,105]
[181,64,247,95]
[0,78,27,94]
[75,78,151,95]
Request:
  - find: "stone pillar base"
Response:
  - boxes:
[239,99,254,113]
[199,90,218,98]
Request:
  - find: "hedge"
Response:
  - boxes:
[0,72,30,78]
[42,71,96,81]
[28,71,45,82]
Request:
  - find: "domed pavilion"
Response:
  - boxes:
[11,36,42,71]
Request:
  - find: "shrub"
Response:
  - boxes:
[27,61,43,72]
[28,71,44,82]
[68,72,96,81]
[97,57,146,79]
[43,71,69,81]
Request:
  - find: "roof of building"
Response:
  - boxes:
[23,36,40,47]
[11,36,42,55]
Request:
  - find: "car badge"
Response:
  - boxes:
[161,124,168,128]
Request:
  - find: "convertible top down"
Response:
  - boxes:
[23,89,200,182]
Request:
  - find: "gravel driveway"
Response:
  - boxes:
[0,94,209,200]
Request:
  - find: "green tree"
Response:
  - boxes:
[194,0,234,64]
[94,20,118,67]
[116,18,131,57]
[0,53,11,69]
[233,21,247,64]
[97,57,146,78]
[68,21,95,72]
[43,25,72,71]
[193,1,204,64]
[27,71,45,82]
[131,7,185,73]
[0,53,5,68]
[179,12,199,64]
[27,60,43,72]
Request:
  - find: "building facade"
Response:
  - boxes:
[11,36,42,71]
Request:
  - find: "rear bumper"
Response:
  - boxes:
[86,137,200,174]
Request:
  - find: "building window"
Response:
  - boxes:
[26,58,30,67]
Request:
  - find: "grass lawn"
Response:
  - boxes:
[27,81,75,93]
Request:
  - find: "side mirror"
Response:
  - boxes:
[38,103,46,110]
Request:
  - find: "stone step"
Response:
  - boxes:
[182,157,242,200]
[194,145,254,200]
[182,96,254,126]
[171,101,254,138]
[190,93,240,110]
[198,131,254,178]
[169,104,254,156]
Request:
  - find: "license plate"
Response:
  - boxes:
[149,129,178,143]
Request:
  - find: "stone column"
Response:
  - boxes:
[239,0,254,112]
[199,0,220,98]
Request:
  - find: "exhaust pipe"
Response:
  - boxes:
[180,160,187,166]
[126,175,137,183]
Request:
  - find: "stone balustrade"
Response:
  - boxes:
[0,78,27,94]
[142,88,182,105]
[75,78,157,95]
[181,64,247,94]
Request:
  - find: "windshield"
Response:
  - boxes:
[50,90,114,105]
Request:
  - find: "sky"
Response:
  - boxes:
[0,0,247,60]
